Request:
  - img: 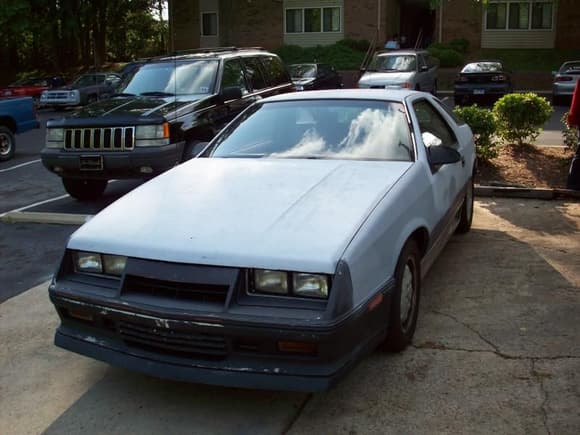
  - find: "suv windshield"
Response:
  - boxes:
[119,60,219,96]
[208,100,413,161]
[370,54,417,72]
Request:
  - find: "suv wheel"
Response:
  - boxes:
[63,178,107,201]
[0,126,15,162]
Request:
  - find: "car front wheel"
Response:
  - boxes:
[62,178,107,201]
[381,239,421,352]
[0,126,15,162]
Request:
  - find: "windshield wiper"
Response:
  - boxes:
[111,92,136,97]
[140,91,175,97]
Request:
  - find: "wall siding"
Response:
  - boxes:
[481,31,555,49]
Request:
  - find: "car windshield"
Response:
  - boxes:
[560,62,580,75]
[208,100,413,161]
[370,54,417,72]
[461,62,503,73]
[289,64,317,79]
[73,75,103,86]
[119,60,219,96]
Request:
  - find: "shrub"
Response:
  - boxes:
[453,104,498,161]
[275,42,367,71]
[492,93,553,146]
[448,38,470,54]
[427,46,463,67]
[561,111,579,152]
[336,38,370,52]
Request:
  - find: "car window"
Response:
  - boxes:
[119,60,218,95]
[261,56,290,86]
[207,100,414,161]
[413,99,458,149]
[243,57,268,91]
[74,75,99,86]
[370,54,417,72]
[434,99,465,126]
[418,55,427,70]
[289,64,316,79]
[221,59,250,94]
[560,62,580,75]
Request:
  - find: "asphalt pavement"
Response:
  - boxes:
[1,198,578,434]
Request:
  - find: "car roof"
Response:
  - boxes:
[147,47,271,63]
[260,88,419,104]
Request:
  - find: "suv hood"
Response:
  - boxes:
[68,158,411,273]
[358,71,413,87]
[67,95,208,119]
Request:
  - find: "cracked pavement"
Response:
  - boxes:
[1,198,579,434]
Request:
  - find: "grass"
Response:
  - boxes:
[470,49,580,72]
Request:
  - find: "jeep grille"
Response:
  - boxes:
[64,127,135,151]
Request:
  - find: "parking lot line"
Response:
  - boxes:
[0,159,41,173]
[0,194,70,219]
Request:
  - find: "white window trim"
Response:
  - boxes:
[284,6,343,35]
[483,1,554,32]
[201,11,219,37]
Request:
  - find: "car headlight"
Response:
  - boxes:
[74,251,127,277]
[250,269,330,299]
[69,90,78,98]
[253,269,289,295]
[46,128,65,148]
[135,123,170,147]
[293,273,329,299]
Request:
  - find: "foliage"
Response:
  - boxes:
[447,38,470,54]
[427,46,464,67]
[336,39,370,53]
[492,93,553,146]
[0,0,167,81]
[561,111,579,152]
[472,48,580,72]
[276,41,367,71]
[453,105,498,160]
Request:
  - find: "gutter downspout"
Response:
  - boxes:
[438,2,443,43]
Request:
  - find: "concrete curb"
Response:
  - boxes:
[475,185,580,200]
[0,211,91,225]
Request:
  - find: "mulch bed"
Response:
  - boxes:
[476,144,575,189]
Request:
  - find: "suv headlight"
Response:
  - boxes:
[135,123,170,147]
[250,269,330,299]
[74,251,127,277]
[46,128,65,148]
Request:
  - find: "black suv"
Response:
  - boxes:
[41,47,294,200]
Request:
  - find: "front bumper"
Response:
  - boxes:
[41,142,185,180]
[40,94,81,106]
[49,276,393,392]
[454,84,510,101]
[553,82,578,97]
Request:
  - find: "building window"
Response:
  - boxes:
[201,12,218,36]
[485,1,553,31]
[285,7,341,33]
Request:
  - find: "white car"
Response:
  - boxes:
[48,89,476,392]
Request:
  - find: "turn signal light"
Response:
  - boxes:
[554,76,573,82]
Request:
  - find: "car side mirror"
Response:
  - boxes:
[220,86,243,101]
[429,145,461,166]
[420,65,429,72]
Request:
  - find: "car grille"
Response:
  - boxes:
[118,320,228,358]
[64,127,135,151]
[123,274,229,305]
[45,92,71,100]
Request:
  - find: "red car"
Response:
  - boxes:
[0,76,64,101]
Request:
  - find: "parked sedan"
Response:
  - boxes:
[454,60,513,106]
[552,61,580,106]
[0,76,65,102]
[288,63,343,91]
[358,50,439,93]
[48,89,475,392]
[39,72,121,108]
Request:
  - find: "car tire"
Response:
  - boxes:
[62,178,107,201]
[380,239,421,352]
[0,126,16,162]
[456,175,474,234]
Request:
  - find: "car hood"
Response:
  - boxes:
[67,95,207,119]
[69,158,412,273]
[358,71,414,87]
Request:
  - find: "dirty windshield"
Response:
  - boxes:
[369,54,417,73]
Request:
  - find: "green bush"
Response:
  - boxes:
[561,111,579,152]
[448,38,470,54]
[275,42,367,71]
[453,105,498,161]
[492,93,553,146]
[427,46,463,67]
[336,38,370,52]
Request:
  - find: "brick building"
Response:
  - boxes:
[168,0,580,51]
